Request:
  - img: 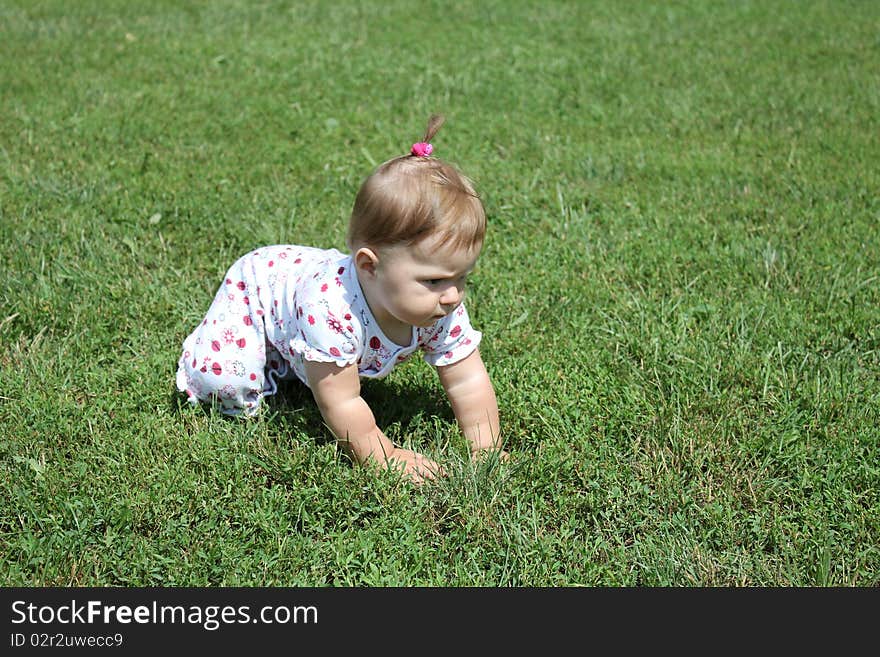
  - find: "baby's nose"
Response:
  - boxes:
[440,286,462,307]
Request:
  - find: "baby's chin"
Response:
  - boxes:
[419,315,446,327]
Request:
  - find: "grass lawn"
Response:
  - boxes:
[1,0,878,586]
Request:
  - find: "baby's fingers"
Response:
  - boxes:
[412,456,447,482]
[387,450,445,484]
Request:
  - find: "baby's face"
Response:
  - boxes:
[375,234,481,329]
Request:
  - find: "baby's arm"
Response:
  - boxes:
[436,349,504,458]
[305,360,442,483]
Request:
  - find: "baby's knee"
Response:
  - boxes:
[177,356,265,415]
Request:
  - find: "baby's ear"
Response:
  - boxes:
[354,247,379,277]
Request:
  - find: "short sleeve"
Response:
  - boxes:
[419,303,482,367]
[289,299,361,368]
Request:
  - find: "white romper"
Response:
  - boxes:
[176,245,482,415]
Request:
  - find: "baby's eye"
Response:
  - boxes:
[424,275,469,286]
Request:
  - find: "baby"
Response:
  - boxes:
[176,115,502,483]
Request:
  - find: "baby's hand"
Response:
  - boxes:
[388,447,446,485]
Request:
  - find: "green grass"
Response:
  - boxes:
[1,0,878,586]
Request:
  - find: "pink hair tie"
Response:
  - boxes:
[411,142,433,157]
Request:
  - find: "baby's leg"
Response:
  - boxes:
[176,263,270,415]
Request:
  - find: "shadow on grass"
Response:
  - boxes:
[168,374,455,449]
[168,376,515,506]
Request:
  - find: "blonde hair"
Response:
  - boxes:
[346,114,486,253]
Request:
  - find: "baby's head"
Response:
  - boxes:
[346,114,486,257]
